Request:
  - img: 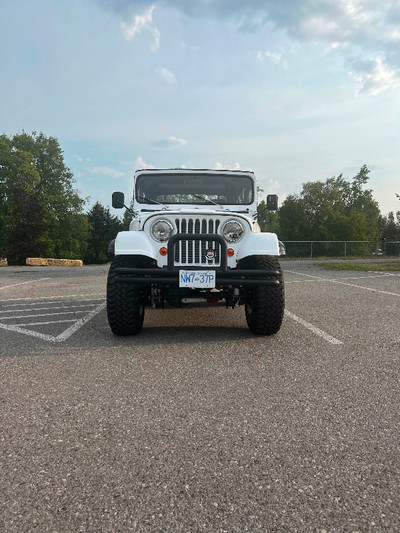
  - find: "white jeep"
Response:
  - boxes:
[108,168,284,335]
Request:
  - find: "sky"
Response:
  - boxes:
[1,0,400,216]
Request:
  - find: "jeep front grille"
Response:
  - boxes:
[174,217,221,267]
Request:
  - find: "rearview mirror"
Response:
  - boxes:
[266,194,278,211]
[112,191,125,209]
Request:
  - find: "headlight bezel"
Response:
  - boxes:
[150,218,174,242]
[221,219,245,243]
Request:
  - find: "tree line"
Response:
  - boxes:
[258,165,399,255]
[0,132,125,265]
[0,132,399,265]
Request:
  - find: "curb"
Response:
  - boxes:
[26,258,83,267]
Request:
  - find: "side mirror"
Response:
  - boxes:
[112,191,125,209]
[266,194,278,211]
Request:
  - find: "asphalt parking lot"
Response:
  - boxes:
[1,261,399,532]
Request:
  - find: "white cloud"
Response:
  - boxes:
[152,136,187,149]
[121,5,160,52]
[91,166,126,178]
[180,40,200,51]
[215,162,241,170]
[349,56,400,95]
[102,0,400,95]
[135,156,154,169]
[73,154,83,163]
[264,51,282,64]
[389,30,400,41]
[324,41,349,54]
[257,50,288,68]
[266,179,281,194]
[155,67,176,84]
[298,15,341,41]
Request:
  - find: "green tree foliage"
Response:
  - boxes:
[382,211,400,240]
[122,199,134,230]
[278,166,381,252]
[84,202,123,264]
[0,137,51,263]
[257,199,280,233]
[0,132,87,264]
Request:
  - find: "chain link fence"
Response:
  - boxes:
[281,240,400,258]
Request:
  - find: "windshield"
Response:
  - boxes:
[135,173,254,205]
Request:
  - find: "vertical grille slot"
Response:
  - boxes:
[175,219,180,263]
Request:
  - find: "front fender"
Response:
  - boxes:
[114,231,157,259]
[237,232,280,259]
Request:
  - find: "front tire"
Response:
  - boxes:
[107,255,148,336]
[241,255,285,336]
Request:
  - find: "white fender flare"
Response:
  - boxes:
[236,232,280,259]
[114,231,157,259]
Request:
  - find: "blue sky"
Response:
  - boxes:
[1,0,400,215]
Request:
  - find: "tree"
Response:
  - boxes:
[278,165,381,255]
[11,132,87,256]
[257,199,280,233]
[85,202,123,264]
[0,132,87,264]
[382,211,400,240]
[0,136,52,263]
[122,199,134,230]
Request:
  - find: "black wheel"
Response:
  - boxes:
[241,255,285,336]
[107,255,148,336]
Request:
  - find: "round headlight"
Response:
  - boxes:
[221,220,244,243]
[150,219,173,242]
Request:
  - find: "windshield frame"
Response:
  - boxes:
[134,171,255,207]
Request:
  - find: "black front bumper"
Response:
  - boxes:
[114,234,282,287]
[114,268,281,286]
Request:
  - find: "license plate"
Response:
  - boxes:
[179,270,216,288]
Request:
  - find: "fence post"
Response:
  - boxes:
[344,241,347,257]
[310,241,313,258]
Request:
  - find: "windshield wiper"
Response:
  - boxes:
[136,196,168,209]
[193,194,225,209]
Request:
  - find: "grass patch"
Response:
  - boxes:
[317,261,400,271]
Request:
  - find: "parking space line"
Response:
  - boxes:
[16,320,76,326]
[285,310,343,345]
[0,304,99,313]
[55,302,106,342]
[0,294,106,303]
[0,302,106,343]
[286,273,396,284]
[0,310,88,320]
[0,278,51,290]
[285,270,400,297]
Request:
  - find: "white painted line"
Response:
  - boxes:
[0,302,106,343]
[285,270,400,297]
[0,310,87,320]
[286,273,395,284]
[0,304,99,313]
[0,278,51,290]
[0,323,68,342]
[286,279,325,284]
[55,302,106,342]
[16,320,76,326]
[285,310,343,345]
[0,293,106,303]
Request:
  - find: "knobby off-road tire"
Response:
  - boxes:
[241,255,285,336]
[107,255,148,336]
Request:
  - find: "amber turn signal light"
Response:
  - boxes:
[159,247,168,256]
[227,248,234,257]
